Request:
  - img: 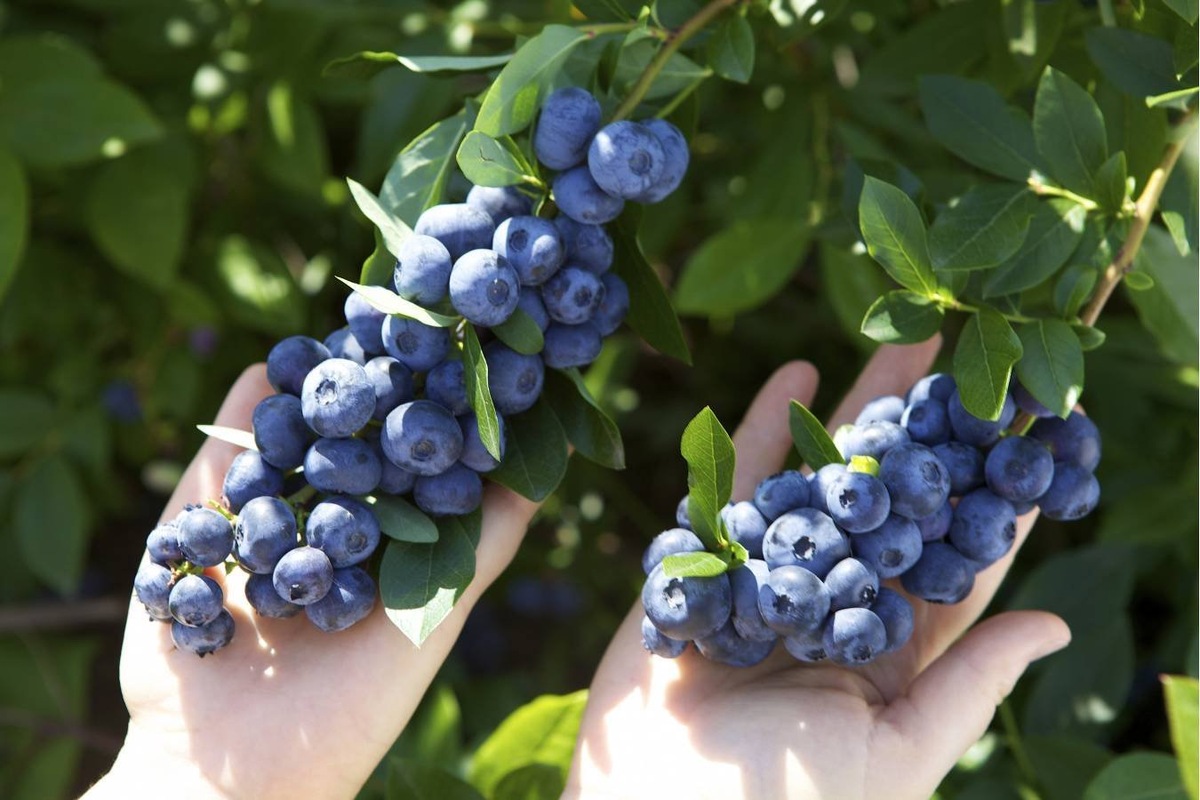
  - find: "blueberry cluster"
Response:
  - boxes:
[640,373,1102,668]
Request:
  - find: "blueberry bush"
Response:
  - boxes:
[0,0,1196,798]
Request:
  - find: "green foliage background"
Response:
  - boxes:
[0,0,1195,797]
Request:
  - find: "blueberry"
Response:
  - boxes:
[414,203,495,261]
[642,527,706,575]
[305,566,377,632]
[272,546,334,606]
[762,508,851,578]
[306,497,381,568]
[146,523,183,566]
[856,395,905,425]
[823,607,887,666]
[753,470,811,522]
[808,463,847,515]
[516,287,550,332]
[636,119,689,204]
[1037,462,1100,521]
[304,437,381,495]
[171,609,234,657]
[1011,378,1056,418]
[459,411,505,472]
[758,564,831,636]
[233,496,297,574]
[223,451,284,513]
[907,373,956,405]
[675,496,692,530]
[381,316,451,373]
[413,463,483,516]
[593,273,629,337]
[932,441,985,495]
[1030,412,1101,471]
[783,627,828,663]
[728,559,777,642]
[179,507,235,567]
[466,184,532,224]
[425,359,469,416]
[947,488,1017,568]
[836,421,910,460]
[641,615,689,658]
[900,541,976,604]
[245,573,302,618]
[825,470,892,533]
[721,501,769,559]
[588,121,666,200]
[542,321,603,369]
[542,266,605,325]
[362,356,415,422]
[553,216,614,274]
[493,216,565,286]
[915,499,953,542]
[168,574,224,627]
[850,514,923,579]
[879,443,951,519]
[695,619,777,667]
[985,435,1055,503]
[134,561,173,620]
[344,291,387,354]
[252,394,313,470]
[642,562,732,640]
[375,442,418,495]
[382,400,464,476]
[948,389,1016,447]
[267,336,331,396]
[533,86,602,170]
[394,234,454,305]
[552,166,625,225]
[871,587,914,652]
[901,399,951,445]
[824,557,879,611]
[300,358,376,438]
[324,327,369,365]
[483,342,544,414]
[448,249,521,327]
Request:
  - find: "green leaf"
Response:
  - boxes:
[1015,319,1084,418]
[1125,270,1155,291]
[1086,28,1184,101]
[1095,152,1130,215]
[918,74,1041,182]
[360,230,395,287]
[858,177,937,295]
[1033,67,1109,197]
[1009,543,1137,631]
[488,399,569,502]
[673,220,811,316]
[380,109,472,227]
[1162,0,1199,23]
[929,184,1037,272]
[215,236,304,336]
[0,146,28,302]
[366,495,439,543]
[953,308,1023,420]
[820,243,896,346]
[788,400,845,470]
[857,3,987,96]
[15,455,90,595]
[1026,734,1114,800]
[346,178,413,261]
[708,14,755,83]
[1083,752,1188,800]
[475,25,587,137]
[661,551,732,578]
[1163,676,1199,800]
[612,38,712,103]
[462,325,503,462]
[336,278,459,328]
[543,368,625,470]
[680,407,736,551]
[492,764,565,800]
[324,51,513,80]
[1073,324,1106,351]
[259,83,329,196]
[1128,226,1199,364]
[611,213,691,364]
[380,510,481,647]
[0,35,101,84]
[387,758,484,800]
[469,690,588,798]
[0,389,54,458]
[984,198,1087,297]
[1161,125,1197,256]
[456,131,531,188]
[491,308,545,355]
[860,291,944,343]
[195,425,257,451]
[1054,265,1099,317]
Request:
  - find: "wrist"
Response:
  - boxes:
[81,725,229,800]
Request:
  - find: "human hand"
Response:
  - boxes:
[566,341,1071,800]
[85,364,543,800]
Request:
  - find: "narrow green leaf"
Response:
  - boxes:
[1033,67,1109,197]
[469,691,587,798]
[387,758,484,800]
[674,220,811,316]
[858,177,937,295]
[346,178,413,260]
[0,146,28,302]
[360,230,395,287]
[475,26,586,137]
[612,39,712,103]
[488,399,569,502]
[216,236,305,336]
[983,198,1087,297]
[462,325,503,462]
[324,51,513,79]
[380,510,481,647]
[259,83,329,196]
[611,213,691,364]
[1162,675,1199,800]
[456,131,530,188]
[1073,324,1106,351]
[1086,28,1184,101]
[788,400,845,470]
[1160,125,1197,257]
[1095,152,1130,215]
[1148,87,1200,109]
[365,495,439,543]
[1128,227,1199,365]
[953,308,1023,420]
[860,291,944,344]
[1015,319,1084,418]
[491,308,545,355]
[195,425,257,451]
[1054,266,1099,317]
[681,407,736,551]
[708,14,755,84]
[661,551,731,578]
[380,109,472,227]
[543,368,625,470]
[0,390,54,458]
[929,184,1037,272]
[15,455,90,595]
[337,278,459,327]
[1125,270,1155,291]
[1083,752,1188,800]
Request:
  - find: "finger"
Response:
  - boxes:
[731,361,821,501]
[472,483,542,587]
[826,338,942,430]
[871,611,1070,796]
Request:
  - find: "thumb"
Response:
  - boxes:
[872,611,1070,796]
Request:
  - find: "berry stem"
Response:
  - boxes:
[1025,177,1099,212]
[1000,699,1040,792]
[286,484,317,507]
[610,0,742,122]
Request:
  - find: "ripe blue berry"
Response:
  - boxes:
[382,400,464,476]
[542,266,605,325]
[344,291,386,354]
[364,356,415,422]
[448,249,521,327]
[245,573,302,618]
[483,342,544,415]
[824,557,879,611]
[168,574,224,627]
[901,399,951,445]
[947,488,1017,568]
[642,527,705,575]
[223,451,284,513]
[179,507,234,567]
[901,542,976,603]
[932,441,985,495]
[985,435,1055,503]
[825,470,891,533]
[807,463,847,515]
[324,327,368,365]
[381,316,450,373]
[856,395,905,425]
[542,321,603,369]
[762,508,850,578]
[413,463,484,516]
[753,470,811,522]
[552,166,624,225]
[306,497,381,568]
[695,620,776,667]
[394,234,454,305]
[234,496,297,574]
[593,273,629,336]
[947,389,1015,447]
[554,216,613,274]
[823,607,887,666]
[534,87,602,170]
[588,121,666,200]
[1030,412,1101,471]
[300,358,376,438]
[850,514,923,579]
[908,373,956,405]
[272,546,334,606]
[458,412,505,473]
[414,203,495,261]
[728,559,776,642]
[466,184,532,224]
[642,562,732,641]
[171,609,234,657]
[493,216,564,286]
[641,615,689,658]
[636,119,689,204]
[1037,462,1100,521]
[267,335,331,396]
[915,499,953,542]
[146,523,183,565]
[721,501,769,560]
[836,420,910,461]
[758,564,831,637]
[516,287,550,332]
[134,561,173,620]
[304,437,381,495]
[871,587,914,652]
[253,394,313,470]
[305,566,377,632]
[879,443,951,519]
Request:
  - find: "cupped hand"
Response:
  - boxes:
[566,341,1071,800]
[87,365,542,800]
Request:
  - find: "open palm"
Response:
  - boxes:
[567,342,1071,800]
